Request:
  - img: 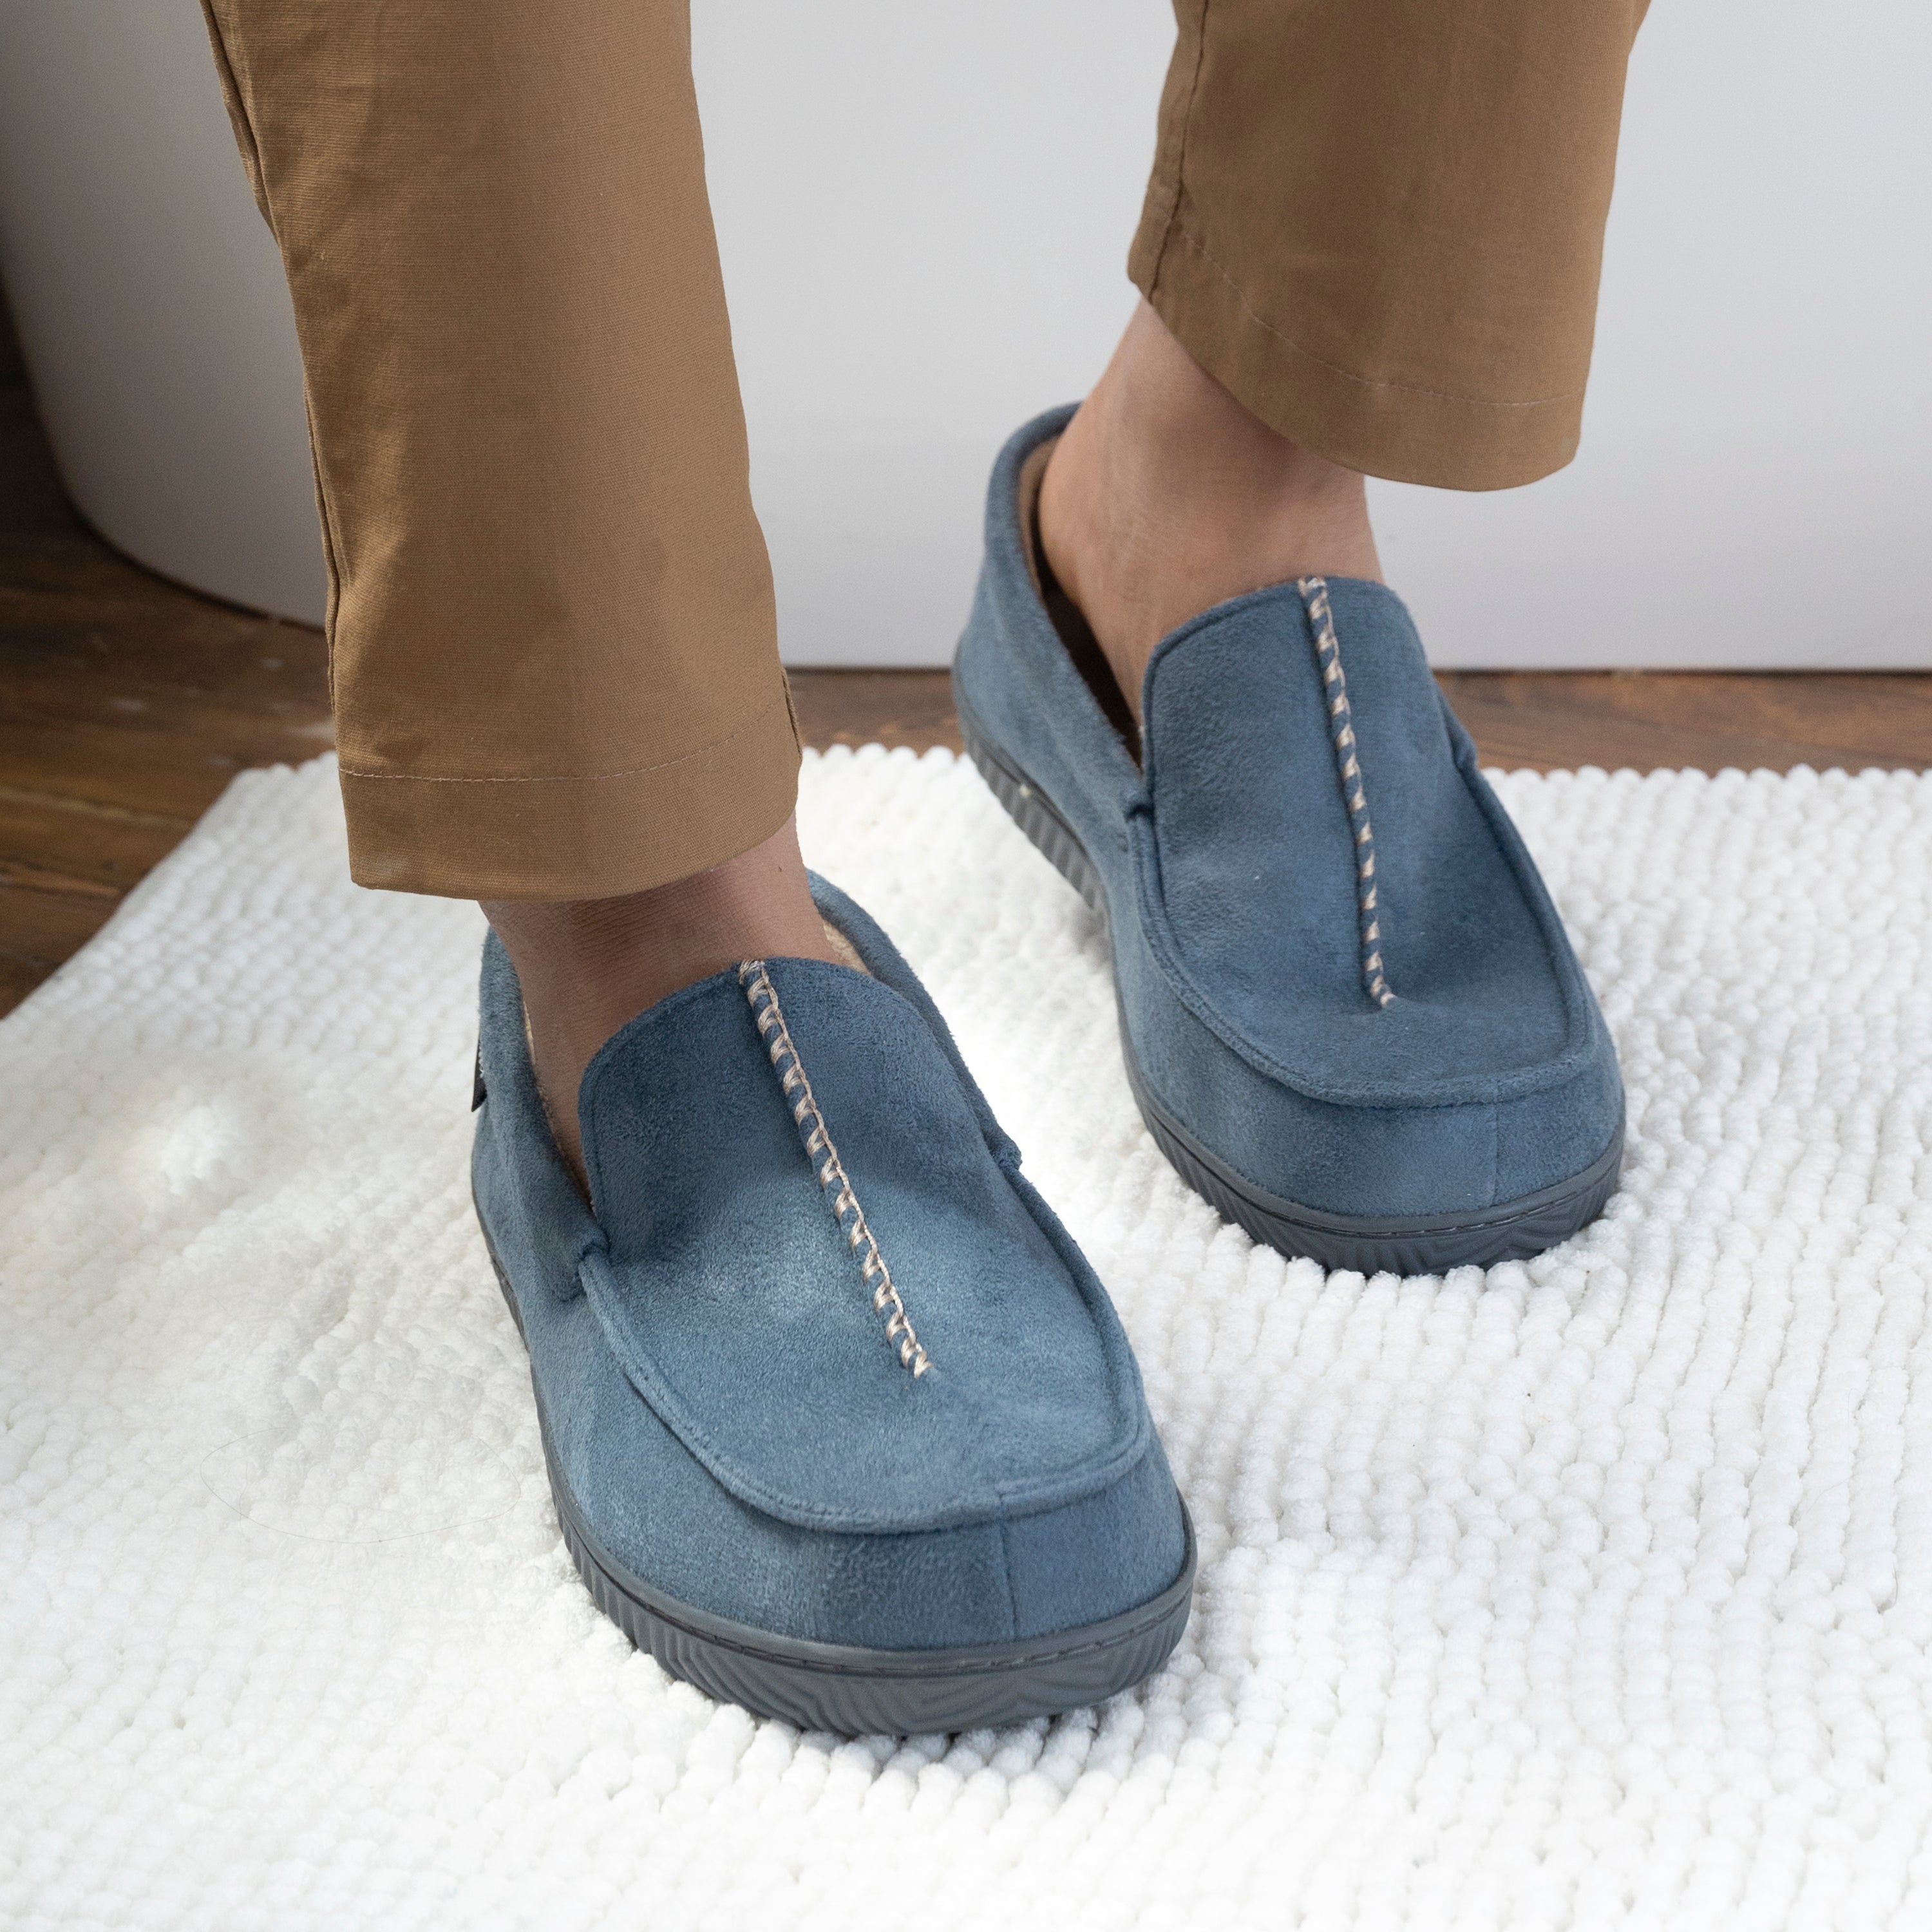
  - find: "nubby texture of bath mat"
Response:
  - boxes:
[3,750,1929,1931]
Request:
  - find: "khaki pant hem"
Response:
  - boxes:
[338,692,802,901]
[1132,217,1585,494]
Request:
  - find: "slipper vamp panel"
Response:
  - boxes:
[1139,577,1587,1104]
[578,960,1150,1535]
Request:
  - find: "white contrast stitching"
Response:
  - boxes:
[738,960,932,1378]
[1297,577,1395,1010]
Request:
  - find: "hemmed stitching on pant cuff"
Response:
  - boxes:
[336,689,794,786]
[1166,218,1586,414]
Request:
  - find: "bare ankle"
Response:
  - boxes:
[1038,299,1382,723]
[482,817,836,1186]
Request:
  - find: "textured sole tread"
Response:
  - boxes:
[954,679,1623,1275]
[477,1219,1197,1734]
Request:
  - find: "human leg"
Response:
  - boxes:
[1043,0,1651,717]
[1039,298,1382,722]
[198,0,838,1174]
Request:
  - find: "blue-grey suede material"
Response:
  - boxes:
[954,404,1624,1221]
[471,875,1188,1651]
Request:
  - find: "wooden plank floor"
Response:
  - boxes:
[3,299,1926,1017]
[788,665,1932,775]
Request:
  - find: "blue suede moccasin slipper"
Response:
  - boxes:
[470,873,1193,1734]
[953,405,1624,1275]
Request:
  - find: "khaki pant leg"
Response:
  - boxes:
[1130,0,1653,489]
[199,0,797,898]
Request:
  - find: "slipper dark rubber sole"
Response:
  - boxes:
[956,681,1624,1277]
[477,1214,1197,1736]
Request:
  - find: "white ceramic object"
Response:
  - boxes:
[0,0,325,623]
[0,0,1925,666]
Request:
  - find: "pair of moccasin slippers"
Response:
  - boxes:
[473,406,1625,1736]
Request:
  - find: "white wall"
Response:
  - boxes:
[699,0,1932,670]
[1,0,1925,668]
[692,1,1171,668]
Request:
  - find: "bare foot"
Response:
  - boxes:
[1037,299,1384,724]
[481,815,838,1188]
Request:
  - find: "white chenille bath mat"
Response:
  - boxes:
[4,749,1931,1932]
